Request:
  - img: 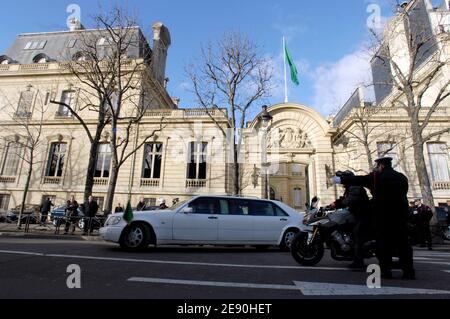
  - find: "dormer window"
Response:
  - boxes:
[97,37,107,46]
[72,52,86,61]
[0,56,13,65]
[33,53,50,64]
[24,41,47,50]
[97,37,113,46]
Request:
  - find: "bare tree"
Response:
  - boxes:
[334,105,401,174]
[0,88,48,228]
[370,2,450,226]
[51,7,169,213]
[186,32,274,195]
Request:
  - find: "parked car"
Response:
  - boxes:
[100,195,306,251]
[51,205,104,230]
[6,205,41,224]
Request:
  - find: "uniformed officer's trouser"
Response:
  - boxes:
[376,224,414,274]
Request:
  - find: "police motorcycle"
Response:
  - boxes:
[291,193,377,266]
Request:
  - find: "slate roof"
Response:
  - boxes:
[2,27,152,64]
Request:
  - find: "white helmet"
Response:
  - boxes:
[157,198,166,205]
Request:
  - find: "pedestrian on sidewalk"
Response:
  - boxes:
[414,199,433,250]
[115,203,124,213]
[83,195,98,235]
[64,195,79,235]
[40,197,54,224]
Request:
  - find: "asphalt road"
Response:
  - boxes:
[0,238,449,299]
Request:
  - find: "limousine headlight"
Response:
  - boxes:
[106,215,122,226]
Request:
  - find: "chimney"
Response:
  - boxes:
[68,17,84,31]
[151,22,171,87]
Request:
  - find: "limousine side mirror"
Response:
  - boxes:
[181,207,193,214]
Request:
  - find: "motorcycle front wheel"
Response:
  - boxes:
[291,232,324,266]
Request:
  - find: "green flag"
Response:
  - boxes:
[284,42,299,86]
[123,200,134,224]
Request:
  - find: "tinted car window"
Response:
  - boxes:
[274,204,289,217]
[250,201,275,216]
[188,197,219,214]
[218,199,229,215]
[228,199,251,215]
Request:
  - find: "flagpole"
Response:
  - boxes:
[283,36,288,103]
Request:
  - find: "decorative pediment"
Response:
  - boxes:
[267,126,312,149]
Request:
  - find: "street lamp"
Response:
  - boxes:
[259,105,273,199]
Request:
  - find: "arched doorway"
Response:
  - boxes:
[242,102,336,207]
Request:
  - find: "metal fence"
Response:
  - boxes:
[0,212,107,236]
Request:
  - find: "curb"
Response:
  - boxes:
[0,231,104,241]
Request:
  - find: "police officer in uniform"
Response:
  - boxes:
[331,157,415,279]
[332,171,370,269]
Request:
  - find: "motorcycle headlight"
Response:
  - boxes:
[107,215,122,226]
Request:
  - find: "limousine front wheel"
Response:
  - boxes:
[120,223,152,251]
[280,228,299,251]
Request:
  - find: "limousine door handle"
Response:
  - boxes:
[279,218,288,221]
[208,216,218,220]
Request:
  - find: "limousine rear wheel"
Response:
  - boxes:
[120,223,152,251]
[280,228,299,251]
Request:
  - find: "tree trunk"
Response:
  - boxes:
[104,162,119,216]
[410,126,435,211]
[364,142,373,173]
[84,142,99,207]
[232,133,240,195]
[410,123,439,227]
[18,149,34,228]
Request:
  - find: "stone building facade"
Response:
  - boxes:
[0,1,449,213]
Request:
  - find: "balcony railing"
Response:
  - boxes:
[20,63,50,71]
[94,177,109,186]
[43,176,61,185]
[143,110,173,117]
[142,108,228,119]
[186,179,207,188]
[0,176,16,183]
[140,178,160,188]
[184,109,216,117]
[432,181,450,191]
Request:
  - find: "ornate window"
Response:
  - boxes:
[58,90,76,116]
[1,142,22,176]
[428,143,450,182]
[16,90,34,117]
[0,194,10,212]
[94,144,112,178]
[142,143,163,179]
[187,142,208,180]
[45,142,67,177]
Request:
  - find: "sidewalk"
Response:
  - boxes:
[0,222,103,241]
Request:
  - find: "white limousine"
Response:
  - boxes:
[100,196,306,251]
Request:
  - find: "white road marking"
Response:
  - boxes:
[127,277,450,296]
[128,277,299,290]
[0,250,44,256]
[416,261,450,266]
[293,281,450,296]
[0,249,347,271]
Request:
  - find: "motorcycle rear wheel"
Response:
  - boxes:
[291,232,324,266]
